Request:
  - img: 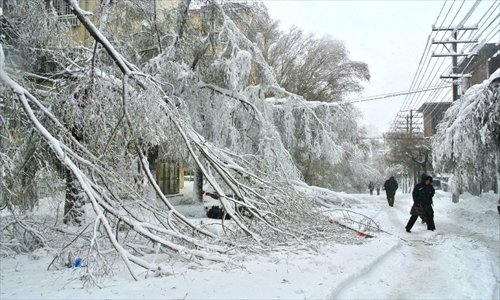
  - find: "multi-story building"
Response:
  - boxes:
[458,43,500,92]
[417,102,452,138]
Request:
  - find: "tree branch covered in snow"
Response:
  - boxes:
[0,0,373,281]
[432,70,500,195]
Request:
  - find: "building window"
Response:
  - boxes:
[53,0,79,26]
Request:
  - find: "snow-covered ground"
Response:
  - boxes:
[1,190,498,299]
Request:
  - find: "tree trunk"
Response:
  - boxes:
[63,126,85,225]
[147,145,159,174]
[194,166,203,202]
[63,167,84,225]
[174,0,192,59]
[452,184,461,203]
[494,172,499,194]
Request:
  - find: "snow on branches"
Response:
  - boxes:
[0,0,366,280]
[432,70,500,194]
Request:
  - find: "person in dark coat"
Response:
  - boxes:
[368,181,374,195]
[406,174,436,232]
[383,176,398,207]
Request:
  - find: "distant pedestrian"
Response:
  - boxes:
[406,174,436,232]
[383,176,398,207]
[376,186,380,195]
[368,181,374,195]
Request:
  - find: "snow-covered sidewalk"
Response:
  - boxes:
[1,191,498,299]
[330,191,499,299]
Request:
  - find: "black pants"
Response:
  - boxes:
[386,194,395,207]
[426,216,436,230]
[406,206,435,231]
[424,205,436,230]
[406,215,419,231]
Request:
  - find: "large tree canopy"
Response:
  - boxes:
[263,26,370,102]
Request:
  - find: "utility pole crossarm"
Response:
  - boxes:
[432,52,476,57]
[440,74,472,79]
[432,23,478,101]
[431,25,478,31]
[432,39,479,44]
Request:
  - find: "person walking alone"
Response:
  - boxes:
[406,174,436,232]
[368,181,374,195]
[383,176,398,207]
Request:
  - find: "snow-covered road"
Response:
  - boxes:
[1,191,498,299]
[330,191,499,299]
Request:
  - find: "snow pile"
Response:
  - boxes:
[443,191,499,237]
[292,180,361,207]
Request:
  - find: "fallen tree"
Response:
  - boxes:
[0,0,357,281]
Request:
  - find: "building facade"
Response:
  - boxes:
[458,43,500,93]
[417,102,452,138]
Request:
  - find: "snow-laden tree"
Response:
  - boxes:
[364,138,386,189]
[385,132,433,186]
[433,70,500,199]
[0,1,91,223]
[263,25,370,102]
[94,0,373,190]
[136,1,375,192]
[269,98,377,191]
[0,0,364,281]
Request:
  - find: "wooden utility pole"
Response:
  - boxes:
[397,110,420,136]
[451,31,459,101]
[409,109,413,136]
[403,110,414,135]
[431,25,478,101]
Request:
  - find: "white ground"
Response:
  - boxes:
[1,190,499,299]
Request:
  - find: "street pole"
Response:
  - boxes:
[452,31,459,101]
[432,25,478,102]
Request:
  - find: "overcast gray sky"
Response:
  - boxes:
[264,0,463,136]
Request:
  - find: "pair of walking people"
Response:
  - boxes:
[406,174,436,232]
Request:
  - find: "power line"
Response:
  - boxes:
[301,86,451,108]
[345,86,450,104]
[390,0,459,131]
[404,0,466,108]
[414,1,500,129]
[390,0,498,134]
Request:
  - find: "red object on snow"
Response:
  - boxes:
[357,232,366,237]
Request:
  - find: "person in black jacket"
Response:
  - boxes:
[368,181,374,195]
[383,176,398,207]
[406,174,436,232]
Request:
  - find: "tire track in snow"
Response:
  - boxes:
[327,241,402,299]
[363,193,410,235]
[326,195,409,299]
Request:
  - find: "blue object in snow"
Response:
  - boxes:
[72,257,82,268]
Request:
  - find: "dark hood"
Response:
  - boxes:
[420,173,433,183]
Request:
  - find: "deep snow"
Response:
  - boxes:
[1,189,499,299]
